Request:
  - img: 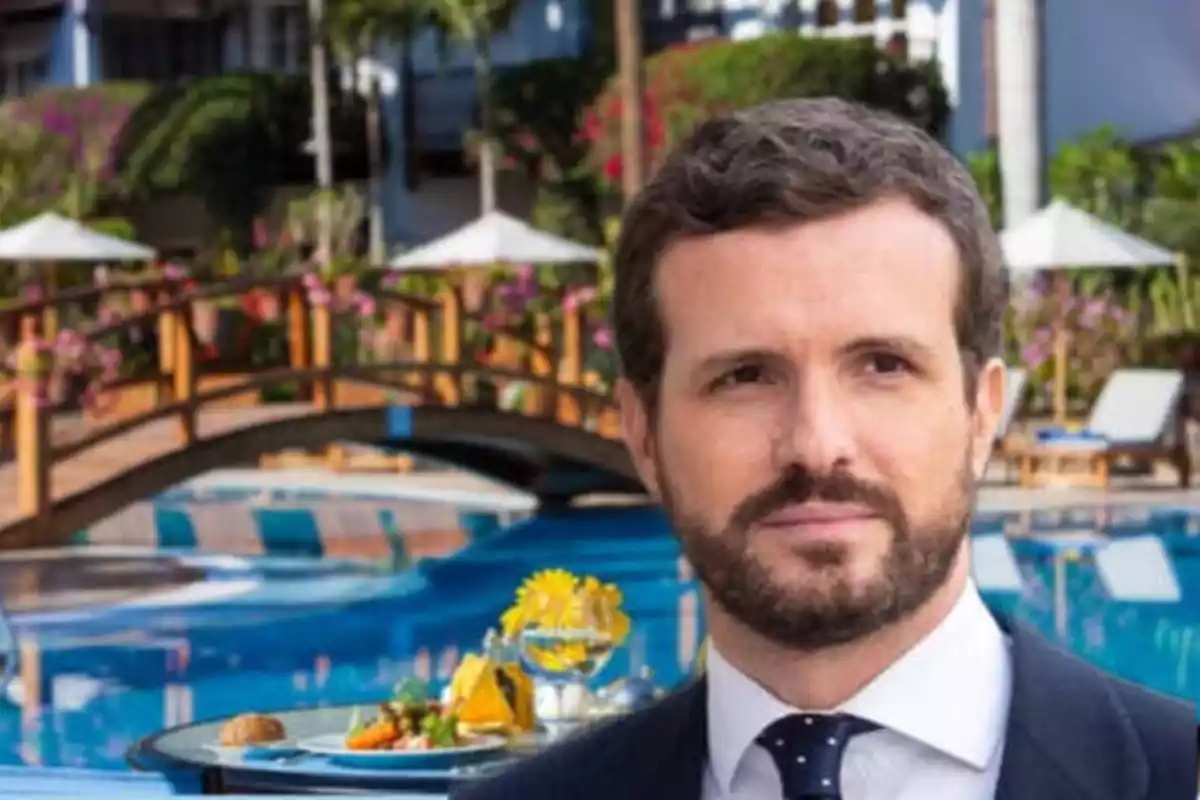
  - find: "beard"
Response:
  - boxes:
[660,456,974,651]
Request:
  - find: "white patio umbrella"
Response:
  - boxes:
[0,212,157,335]
[1000,199,1178,422]
[1001,199,1177,272]
[388,210,602,270]
[0,212,156,262]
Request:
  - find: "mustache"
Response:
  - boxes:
[728,465,906,534]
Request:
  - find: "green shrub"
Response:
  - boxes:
[581,35,949,186]
[114,72,369,250]
[0,82,153,219]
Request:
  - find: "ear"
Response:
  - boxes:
[971,358,1007,479]
[615,378,661,499]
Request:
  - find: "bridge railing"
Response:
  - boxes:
[0,272,616,526]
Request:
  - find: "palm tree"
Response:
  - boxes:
[429,0,519,214]
[326,0,432,264]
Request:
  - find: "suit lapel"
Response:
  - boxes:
[640,619,1162,800]
[638,677,708,800]
[994,620,1149,800]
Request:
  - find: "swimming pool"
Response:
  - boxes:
[1,502,1197,772]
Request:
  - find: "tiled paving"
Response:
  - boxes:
[0,405,317,531]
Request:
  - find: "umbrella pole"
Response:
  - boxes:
[1176,253,1194,329]
[1052,271,1069,425]
[43,264,58,341]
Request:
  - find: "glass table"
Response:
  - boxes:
[127,705,548,796]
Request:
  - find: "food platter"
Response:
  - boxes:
[297,732,509,770]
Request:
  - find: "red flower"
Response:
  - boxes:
[580,110,601,143]
[604,155,623,181]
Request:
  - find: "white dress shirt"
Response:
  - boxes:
[702,581,1013,800]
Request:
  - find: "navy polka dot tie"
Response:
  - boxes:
[756,713,879,799]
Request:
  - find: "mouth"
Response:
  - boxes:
[758,502,879,533]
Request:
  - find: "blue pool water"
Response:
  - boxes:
[2,503,1199,771]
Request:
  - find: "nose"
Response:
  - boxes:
[771,372,856,474]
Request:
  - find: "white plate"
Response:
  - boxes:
[297,733,508,770]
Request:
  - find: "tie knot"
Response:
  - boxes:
[755,714,879,798]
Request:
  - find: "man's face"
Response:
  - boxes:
[618,199,1005,650]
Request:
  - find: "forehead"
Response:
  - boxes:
[654,199,962,358]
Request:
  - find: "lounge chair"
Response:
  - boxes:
[991,367,1028,481]
[1012,369,1190,489]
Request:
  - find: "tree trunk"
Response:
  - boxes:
[474,34,497,214]
[615,0,646,203]
[307,0,334,268]
[362,32,386,265]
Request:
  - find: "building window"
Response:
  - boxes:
[854,0,876,22]
[267,3,311,73]
[0,53,49,99]
[816,0,839,27]
[100,16,227,82]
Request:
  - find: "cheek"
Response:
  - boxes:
[656,401,776,519]
[858,400,972,511]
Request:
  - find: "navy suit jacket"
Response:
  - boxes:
[451,621,1198,800]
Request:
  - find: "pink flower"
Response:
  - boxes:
[1080,298,1108,325]
[563,285,598,312]
[353,291,377,317]
[99,348,122,378]
[592,326,613,350]
[253,218,269,249]
[162,263,187,280]
[1021,342,1048,367]
[54,329,87,362]
[307,287,332,307]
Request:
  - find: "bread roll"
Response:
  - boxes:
[219,713,287,746]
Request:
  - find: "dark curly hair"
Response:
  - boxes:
[611,97,1006,414]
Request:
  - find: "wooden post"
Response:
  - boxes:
[287,285,312,401]
[1051,270,1069,424]
[157,285,178,405]
[526,314,554,417]
[312,303,334,410]
[410,306,431,396]
[436,288,462,405]
[174,302,197,445]
[42,266,59,341]
[16,317,49,520]
[558,303,583,425]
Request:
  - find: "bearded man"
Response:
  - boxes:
[452,97,1197,800]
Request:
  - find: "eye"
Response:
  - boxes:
[864,352,912,376]
[710,363,770,391]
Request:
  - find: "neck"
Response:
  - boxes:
[707,550,970,710]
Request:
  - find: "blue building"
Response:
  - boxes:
[1,0,1197,247]
[0,0,594,247]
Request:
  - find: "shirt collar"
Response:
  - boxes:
[705,580,1012,794]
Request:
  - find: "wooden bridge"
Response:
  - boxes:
[0,272,643,550]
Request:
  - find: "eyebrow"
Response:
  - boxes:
[841,336,937,361]
[691,336,936,381]
[692,348,783,381]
